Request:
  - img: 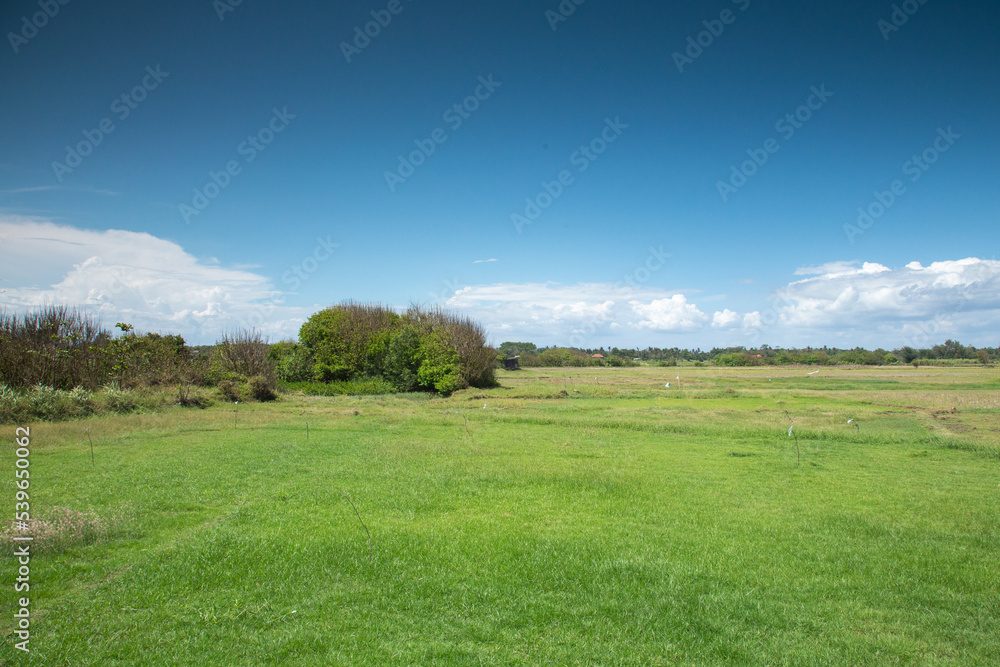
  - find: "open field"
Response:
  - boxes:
[3,366,999,665]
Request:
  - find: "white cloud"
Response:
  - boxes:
[742,311,763,330]
[473,258,498,264]
[445,282,705,344]
[629,295,708,331]
[0,218,309,343]
[773,257,1000,344]
[711,309,740,328]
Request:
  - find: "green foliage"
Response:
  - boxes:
[296,302,495,395]
[520,348,603,367]
[383,325,422,391]
[498,341,537,357]
[715,352,752,367]
[0,383,167,423]
[215,373,276,403]
[247,375,277,402]
[269,341,313,383]
[415,333,461,395]
[299,302,401,382]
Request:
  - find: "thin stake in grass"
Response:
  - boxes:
[785,411,800,466]
[337,488,372,563]
[306,421,309,440]
[456,409,471,436]
[86,427,94,466]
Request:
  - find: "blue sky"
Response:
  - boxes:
[2,0,998,348]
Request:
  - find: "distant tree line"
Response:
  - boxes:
[499,340,998,368]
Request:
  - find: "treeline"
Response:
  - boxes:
[0,307,277,411]
[0,302,497,422]
[498,340,998,367]
[0,307,202,392]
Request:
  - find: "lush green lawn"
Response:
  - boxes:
[3,366,999,665]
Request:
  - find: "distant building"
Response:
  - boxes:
[503,356,520,370]
[591,354,604,359]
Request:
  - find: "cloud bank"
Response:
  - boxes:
[3,217,998,348]
[0,217,309,342]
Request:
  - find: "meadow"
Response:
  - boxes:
[2,365,998,665]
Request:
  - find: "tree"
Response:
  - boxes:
[498,341,537,357]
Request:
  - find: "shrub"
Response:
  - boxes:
[0,384,166,423]
[269,341,313,383]
[299,302,401,382]
[0,306,110,390]
[100,385,140,414]
[212,330,275,382]
[217,377,241,402]
[247,375,277,402]
[296,302,495,395]
[211,330,277,401]
[715,353,752,367]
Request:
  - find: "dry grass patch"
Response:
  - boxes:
[1,506,131,555]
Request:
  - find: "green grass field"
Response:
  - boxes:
[3,366,999,665]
